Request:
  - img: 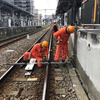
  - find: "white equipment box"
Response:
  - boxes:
[25,58,36,71]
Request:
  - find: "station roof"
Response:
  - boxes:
[0,0,33,16]
[56,0,82,15]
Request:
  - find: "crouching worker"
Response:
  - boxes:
[23,41,49,67]
[54,25,75,67]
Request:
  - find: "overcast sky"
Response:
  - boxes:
[34,0,58,16]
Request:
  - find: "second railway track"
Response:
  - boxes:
[0,27,44,48]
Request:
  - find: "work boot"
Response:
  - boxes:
[62,60,66,67]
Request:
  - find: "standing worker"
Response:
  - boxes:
[54,25,75,67]
[23,41,49,67]
[52,21,58,34]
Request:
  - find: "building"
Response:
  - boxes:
[6,0,34,14]
[6,0,14,3]
[34,9,39,26]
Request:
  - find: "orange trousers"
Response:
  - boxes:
[23,52,43,67]
[54,44,68,61]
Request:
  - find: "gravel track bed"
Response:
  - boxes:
[0,65,46,100]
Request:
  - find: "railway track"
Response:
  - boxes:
[0,26,52,100]
[0,27,44,48]
[0,27,50,77]
[0,26,88,100]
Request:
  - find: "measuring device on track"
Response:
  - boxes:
[25,58,36,71]
[4,61,69,65]
[4,55,75,66]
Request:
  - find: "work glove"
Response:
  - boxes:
[56,41,61,45]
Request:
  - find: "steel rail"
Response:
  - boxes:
[4,62,68,65]
[42,27,53,100]
[0,27,51,83]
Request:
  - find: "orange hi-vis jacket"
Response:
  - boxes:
[30,43,49,57]
[54,27,70,61]
[54,27,70,44]
[52,24,58,33]
[23,43,49,67]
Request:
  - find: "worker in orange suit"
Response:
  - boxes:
[54,25,75,67]
[52,22,58,34]
[23,41,49,67]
